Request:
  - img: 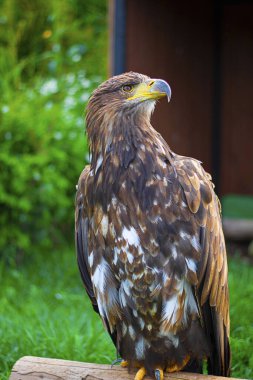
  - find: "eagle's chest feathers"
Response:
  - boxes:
[89,148,200,341]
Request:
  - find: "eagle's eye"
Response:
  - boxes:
[122,84,134,92]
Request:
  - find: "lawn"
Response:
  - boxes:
[0,248,253,379]
[0,247,114,380]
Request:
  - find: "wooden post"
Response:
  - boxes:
[223,218,253,240]
[9,356,245,380]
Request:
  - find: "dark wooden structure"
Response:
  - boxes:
[109,0,253,196]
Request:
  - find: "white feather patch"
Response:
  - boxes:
[112,248,118,266]
[91,259,120,332]
[95,154,103,174]
[122,226,140,246]
[139,317,145,330]
[122,280,131,296]
[88,251,94,268]
[162,294,178,325]
[180,231,200,251]
[183,281,199,318]
[119,279,133,309]
[161,279,198,331]
[171,245,178,259]
[133,309,138,318]
[101,215,108,237]
[191,235,200,251]
[128,325,136,339]
[185,257,197,272]
[135,337,146,359]
[119,286,127,307]
[92,258,109,293]
[126,251,134,264]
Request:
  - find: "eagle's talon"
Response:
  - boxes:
[134,366,146,380]
[111,358,123,368]
[155,368,164,380]
[120,360,129,368]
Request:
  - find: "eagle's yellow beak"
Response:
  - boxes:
[127,79,171,102]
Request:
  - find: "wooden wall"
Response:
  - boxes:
[220,3,253,195]
[110,0,253,195]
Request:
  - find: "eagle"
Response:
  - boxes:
[75,72,230,380]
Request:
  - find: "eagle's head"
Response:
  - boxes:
[86,72,171,124]
[86,72,171,159]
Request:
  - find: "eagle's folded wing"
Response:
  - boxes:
[75,166,118,347]
[176,157,231,376]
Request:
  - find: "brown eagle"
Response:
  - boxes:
[75,72,230,380]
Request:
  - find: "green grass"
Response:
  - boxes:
[0,248,114,380]
[229,257,253,378]
[0,250,253,379]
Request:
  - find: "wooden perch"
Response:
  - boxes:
[9,356,245,380]
[223,218,253,240]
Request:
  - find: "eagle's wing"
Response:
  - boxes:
[75,166,117,347]
[175,156,231,376]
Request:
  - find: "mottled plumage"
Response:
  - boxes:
[75,72,230,379]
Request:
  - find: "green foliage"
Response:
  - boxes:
[0,247,114,380]
[0,250,252,380]
[222,195,253,219]
[0,0,108,81]
[0,73,98,260]
[0,0,108,260]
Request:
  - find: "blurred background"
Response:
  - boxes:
[0,0,253,379]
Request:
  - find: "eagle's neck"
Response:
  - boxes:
[86,109,175,211]
[87,109,171,171]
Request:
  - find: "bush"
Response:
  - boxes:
[0,0,108,81]
[0,0,108,261]
[0,73,102,261]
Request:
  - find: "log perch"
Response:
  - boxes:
[223,218,253,241]
[9,356,245,380]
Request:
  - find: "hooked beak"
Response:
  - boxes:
[127,79,171,102]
